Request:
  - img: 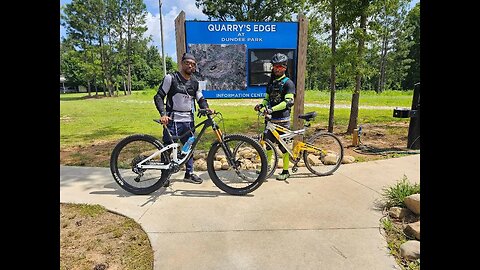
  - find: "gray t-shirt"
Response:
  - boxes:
[159,73,204,122]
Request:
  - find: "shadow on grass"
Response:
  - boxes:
[60,94,109,101]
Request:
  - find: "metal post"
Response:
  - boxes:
[159,0,167,76]
[407,83,420,149]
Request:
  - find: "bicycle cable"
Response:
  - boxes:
[215,112,226,135]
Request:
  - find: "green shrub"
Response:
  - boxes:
[381,175,420,208]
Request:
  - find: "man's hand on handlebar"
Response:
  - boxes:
[197,108,216,117]
[254,103,264,111]
[160,115,171,125]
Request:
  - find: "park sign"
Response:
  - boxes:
[185,21,299,99]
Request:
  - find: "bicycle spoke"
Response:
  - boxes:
[110,135,170,195]
[207,134,267,195]
[303,133,344,176]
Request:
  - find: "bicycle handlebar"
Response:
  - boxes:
[257,107,272,120]
[197,108,216,118]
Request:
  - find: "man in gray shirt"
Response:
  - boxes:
[154,53,213,185]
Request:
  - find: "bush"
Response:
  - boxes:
[381,175,420,209]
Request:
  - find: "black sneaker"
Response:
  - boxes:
[184,173,203,184]
[162,179,170,187]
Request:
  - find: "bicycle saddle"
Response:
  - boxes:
[298,112,317,121]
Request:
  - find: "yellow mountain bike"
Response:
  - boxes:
[250,108,344,177]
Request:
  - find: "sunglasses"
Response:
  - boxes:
[272,64,286,70]
[183,61,196,67]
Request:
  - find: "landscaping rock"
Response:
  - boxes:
[404,221,420,240]
[404,194,420,215]
[399,240,420,260]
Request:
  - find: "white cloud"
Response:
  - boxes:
[145,0,208,61]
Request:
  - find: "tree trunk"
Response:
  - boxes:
[377,33,388,93]
[128,64,132,95]
[328,0,337,133]
[87,81,92,97]
[347,2,367,134]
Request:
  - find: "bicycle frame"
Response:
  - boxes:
[136,113,224,170]
[263,120,324,161]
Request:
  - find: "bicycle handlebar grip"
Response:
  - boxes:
[197,108,215,117]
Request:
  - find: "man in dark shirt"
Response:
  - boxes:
[254,53,296,180]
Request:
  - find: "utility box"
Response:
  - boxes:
[393,83,420,149]
[393,108,410,118]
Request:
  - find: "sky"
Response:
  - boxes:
[60,0,420,62]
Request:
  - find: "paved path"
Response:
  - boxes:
[60,154,420,270]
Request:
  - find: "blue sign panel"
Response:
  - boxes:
[185,21,298,99]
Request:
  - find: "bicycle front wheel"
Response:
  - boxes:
[207,134,268,195]
[110,134,170,195]
[233,137,278,179]
[303,132,344,176]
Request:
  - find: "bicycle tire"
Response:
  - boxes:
[262,138,279,178]
[303,132,344,176]
[110,134,171,195]
[207,134,268,195]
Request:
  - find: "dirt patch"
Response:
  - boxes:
[335,122,416,162]
[61,140,118,167]
[60,203,153,270]
[60,121,416,167]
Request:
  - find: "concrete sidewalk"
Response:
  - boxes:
[60,154,420,270]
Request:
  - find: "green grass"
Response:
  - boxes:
[60,89,413,150]
[68,203,106,218]
[304,89,414,106]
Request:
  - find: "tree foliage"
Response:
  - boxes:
[194,0,305,21]
[61,0,420,98]
[402,2,420,89]
[61,0,169,95]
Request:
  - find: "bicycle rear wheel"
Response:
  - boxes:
[110,134,170,195]
[207,134,268,195]
[259,138,278,179]
[303,132,344,176]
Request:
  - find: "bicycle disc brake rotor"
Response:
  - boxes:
[131,155,148,175]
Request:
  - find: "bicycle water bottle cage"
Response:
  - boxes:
[298,112,317,122]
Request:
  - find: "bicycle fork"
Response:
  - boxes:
[215,129,250,180]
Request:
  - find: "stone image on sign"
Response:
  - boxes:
[190,44,247,91]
